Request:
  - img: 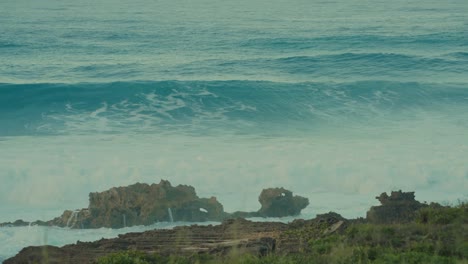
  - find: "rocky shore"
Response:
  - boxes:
[4,213,346,264]
[3,188,467,263]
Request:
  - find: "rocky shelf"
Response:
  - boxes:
[4,213,346,264]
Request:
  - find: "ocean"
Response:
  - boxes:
[1,0,468,261]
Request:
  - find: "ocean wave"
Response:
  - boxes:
[2,49,468,84]
[0,80,467,136]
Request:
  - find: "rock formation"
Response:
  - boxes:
[257,187,309,217]
[232,187,309,218]
[366,190,427,224]
[0,181,309,229]
[52,180,227,228]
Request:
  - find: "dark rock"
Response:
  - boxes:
[230,211,258,218]
[257,188,309,217]
[0,220,29,227]
[12,220,30,226]
[231,188,309,218]
[366,190,427,224]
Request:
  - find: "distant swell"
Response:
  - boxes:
[240,33,468,50]
[177,52,468,80]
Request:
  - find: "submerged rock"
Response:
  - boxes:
[366,190,427,224]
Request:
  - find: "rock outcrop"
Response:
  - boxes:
[366,190,427,224]
[257,187,309,217]
[0,181,309,229]
[232,187,309,218]
[53,180,227,228]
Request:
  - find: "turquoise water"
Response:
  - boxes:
[1,0,468,261]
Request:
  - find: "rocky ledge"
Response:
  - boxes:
[4,213,346,264]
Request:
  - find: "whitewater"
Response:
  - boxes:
[1,0,468,261]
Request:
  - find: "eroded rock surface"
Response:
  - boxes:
[5,216,347,264]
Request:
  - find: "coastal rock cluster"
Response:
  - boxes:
[4,189,458,264]
[0,180,309,229]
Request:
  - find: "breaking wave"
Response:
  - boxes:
[1,80,467,136]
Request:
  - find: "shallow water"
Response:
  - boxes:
[1,0,468,261]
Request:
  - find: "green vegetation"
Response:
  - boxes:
[97,252,324,264]
[98,203,468,264]
[416,201,467,225]
[98,248,467,264]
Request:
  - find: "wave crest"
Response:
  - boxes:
[0,80,467,136]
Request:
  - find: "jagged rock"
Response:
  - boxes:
[366,190,427,224]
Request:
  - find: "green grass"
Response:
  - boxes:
[97,202,468,264]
